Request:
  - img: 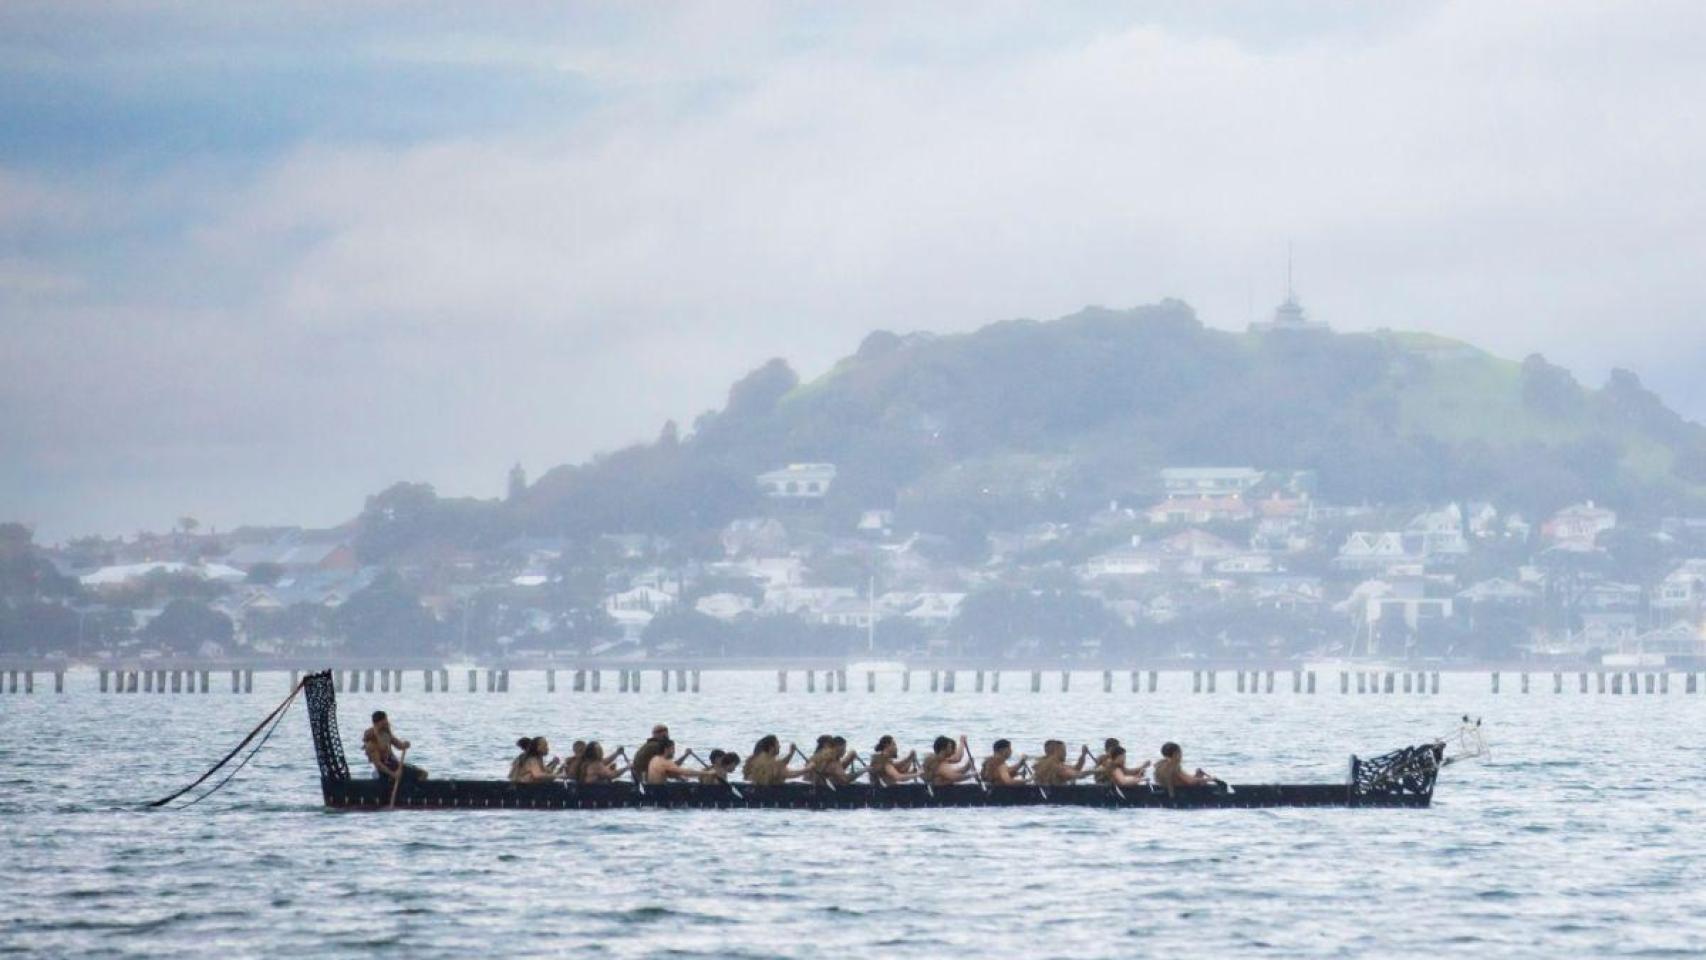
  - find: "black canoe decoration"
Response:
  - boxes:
[303,670,1452,811]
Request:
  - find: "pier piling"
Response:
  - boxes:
[692,670,701,693]
[943,671,955,693]
[1205,671,1215,694]
[1193,671,1202,694]
[100,670,109,693]
[1491,672,1500,694]
[591,670,601,693]
[1061,670,1071,693]
[1105,670,1114,693]
[903,670,912,693]
[808,670,817,693]
[55,671,64,694]
[1689,674,1699,694]
[1148,670,1157,693]
[1521,673,1529,694]
[994,671,1004,693]
[1031,671,1041,693]
[868,671,877,693]
[1307,671,1317,694]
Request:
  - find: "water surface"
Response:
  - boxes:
[2,671,1702,958]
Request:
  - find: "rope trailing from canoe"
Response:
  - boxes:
[148,676,305,809]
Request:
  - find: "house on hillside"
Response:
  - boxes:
[1653,559,1706,622]
[604,585,675,639]
[81,561,247,590]
[1160,467,1265,500]
[1081,545,1160,579]
[1334,532,1422,573]
[1144,496,1254,526]
[1455,578,1537,628]
[1543,501,1617,550]
[1407,504,1470,560]
[223,535,357,572]
[1337,578,1455,633]
[695,592,755,621]
[757,463,837,499]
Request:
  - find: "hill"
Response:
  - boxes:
[355,301,1706,560]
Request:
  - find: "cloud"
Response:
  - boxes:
[3,0,1706,539]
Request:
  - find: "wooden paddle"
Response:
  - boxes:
[386,747,408,810]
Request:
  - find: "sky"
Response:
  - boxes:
[3,1,1705,543]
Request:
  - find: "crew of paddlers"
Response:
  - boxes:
[362,712,1220,792]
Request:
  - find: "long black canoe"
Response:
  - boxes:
[304,670,1447,811]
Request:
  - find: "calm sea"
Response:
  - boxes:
[2,670,1703,958]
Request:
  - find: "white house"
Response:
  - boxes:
[1407,504,1470,559]
[1334,532,1422,573]
[1653,559,1706,615]
[1145,497,1254,525]
[694,592,755,621]
[1082,546,1160,579]
[1159,467,1265,499]
[1543,501,1617,550]
[757,463,837,499]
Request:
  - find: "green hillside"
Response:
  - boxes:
[359,302,1706,558]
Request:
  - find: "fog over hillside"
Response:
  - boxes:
[4,2,1706,541]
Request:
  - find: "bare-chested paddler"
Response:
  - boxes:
[630,724,671,783]
[1029,740,1093,786]
[363,710,427,783]
[643,739,699,785]
[867,735,919,786]
[921,735,974,785]
[1152,742,1216,793]
[979,739,1027,785]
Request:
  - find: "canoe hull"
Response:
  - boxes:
[322,778,1432,810]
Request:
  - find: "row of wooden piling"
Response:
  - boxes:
[1490,671,1700,694]
[316,668,706,694]
[88,669,251,694]
[8,668,1706,696]
[0,671,64,694]
[776,669,1405,695]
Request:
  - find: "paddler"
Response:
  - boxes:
[363,710,427,783]
[979,739,1027,785]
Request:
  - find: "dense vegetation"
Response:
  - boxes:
[353,302,1706,561]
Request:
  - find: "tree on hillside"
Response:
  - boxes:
[142,599,234,655]
[0,523,78,601]
[333,572,442,656]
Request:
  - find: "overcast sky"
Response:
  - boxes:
[3,1,1704,543]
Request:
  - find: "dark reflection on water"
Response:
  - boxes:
[3,670,1705,957]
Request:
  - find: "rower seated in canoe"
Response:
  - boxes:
[867,735,920,786]
[567,741,628,783]
[695,749,741,784]
[1093,744,1149,788]
[1152,742,1217,793]
[922,735,975,785]
[741,735,813,786]
[363,710,428,783]
[1030,740,1095,786]
[643,739,700,784]
[979,739,1027,786]
[806,735,854,787]
[629,724,671,783]
[509,736,558,784]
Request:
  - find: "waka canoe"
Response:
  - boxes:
[303,670,1448,811]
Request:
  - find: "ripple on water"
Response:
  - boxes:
[4,674,1706,958]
